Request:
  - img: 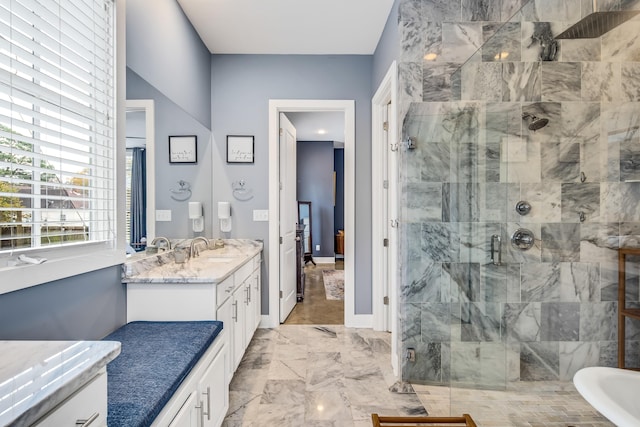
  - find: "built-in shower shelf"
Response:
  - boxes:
[618,247,640,369]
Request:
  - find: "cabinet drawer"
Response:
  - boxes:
[235,259,253,285]
[216,276,235,308]
[33,370,107,427]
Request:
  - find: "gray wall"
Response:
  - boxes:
[127,69,214,238]
[211,54,374,315]
[372,0,400,90]
[126,0,212,129]
[0,267,125,340]
[297,141,335,258]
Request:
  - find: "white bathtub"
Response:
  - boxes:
[574,366,640,427]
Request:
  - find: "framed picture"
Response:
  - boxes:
[227,135,254,163]
[169,135,197,163]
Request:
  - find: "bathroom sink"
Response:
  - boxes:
[573,366,640,427]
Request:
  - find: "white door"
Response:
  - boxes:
[279,113,297,323]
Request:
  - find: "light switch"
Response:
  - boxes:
[253,210,269,221]
[156,210,172,221]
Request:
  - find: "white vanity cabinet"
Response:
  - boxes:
[198,333,229,427]
[216,254,261,374]
[167,390,199,427]
[32,369,107,427]
[124,247,262,378]
[159,334,228,427]
[252,258,261,331]
[167,338,228,427]
[244,256,261,344]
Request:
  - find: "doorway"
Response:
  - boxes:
[267,100,356,328]
[283,112,346,325]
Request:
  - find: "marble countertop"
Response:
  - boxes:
[0,340,121,427]
[122,238,263,284]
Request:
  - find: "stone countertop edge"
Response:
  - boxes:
[0,340,121,427]
[122,239,263,284]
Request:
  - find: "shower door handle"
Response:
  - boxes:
[490,234,502,266]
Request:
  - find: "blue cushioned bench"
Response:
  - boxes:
[103,321,224,427]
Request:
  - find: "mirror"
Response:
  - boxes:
[297,201,314,264]
[126,100,155,252]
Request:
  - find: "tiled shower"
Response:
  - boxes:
[398,0,640,387]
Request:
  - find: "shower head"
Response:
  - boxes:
[555,0,640,39]
[555,11,640,39]
[528,117,549,131]
[522,113,549,131]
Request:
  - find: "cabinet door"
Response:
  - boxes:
[198,346,228,427]
[253,269,261,331]
[231,284,246,371]
[243,279,254,347]
[168,390,199,427]
[216,297,234,379]
[33,371,107,427]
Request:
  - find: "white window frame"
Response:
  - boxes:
[0,0,126,295]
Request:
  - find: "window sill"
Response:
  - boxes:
[0,248,126,296]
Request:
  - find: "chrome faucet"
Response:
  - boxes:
[190,237,209,258]
[151,236,171,251]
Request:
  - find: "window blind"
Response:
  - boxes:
[0,0,115,252]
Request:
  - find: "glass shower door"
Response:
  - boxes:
[399,79,519,393]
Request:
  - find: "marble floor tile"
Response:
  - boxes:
[224,324,612,427]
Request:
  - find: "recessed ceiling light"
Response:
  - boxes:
[317,129,327,135]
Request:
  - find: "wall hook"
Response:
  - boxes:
[580,172,587,183]
[232,179,254,201]
[170,180,192,201]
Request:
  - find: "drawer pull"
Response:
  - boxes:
[232,300,238,321]
[76,413,99,426]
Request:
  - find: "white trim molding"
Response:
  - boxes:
[268,100,356,328]
[371,61,399,374]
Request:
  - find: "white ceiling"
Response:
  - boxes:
[176,0,393,141]
[285,112,345,143]
[176,0,395,55]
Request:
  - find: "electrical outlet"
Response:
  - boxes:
[155,210,172,222]
[253,210,269,221]
[315,244,320,251]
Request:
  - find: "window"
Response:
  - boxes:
[0,0,120,293]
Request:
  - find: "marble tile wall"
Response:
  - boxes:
[398,0,640,386]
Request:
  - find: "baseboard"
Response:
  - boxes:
[345,314,373,328]
[259,314,278,329]
[313,256,336,264]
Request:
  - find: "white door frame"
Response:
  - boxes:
[266,99,357,328]
[371,61,399,374]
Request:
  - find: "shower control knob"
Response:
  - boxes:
[511,228,535,250]
[515,201,531,216]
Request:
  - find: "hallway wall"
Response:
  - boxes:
[210,54,374,315]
